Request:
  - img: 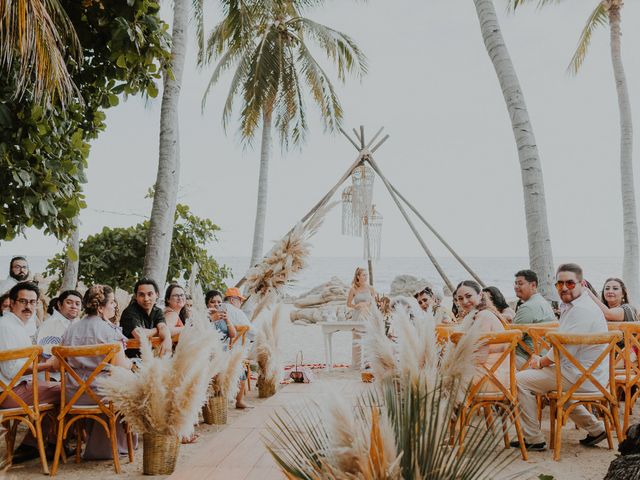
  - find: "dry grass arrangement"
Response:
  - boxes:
[211,343,246,400]
[265,313,523,479]
[97,322,226,438]
[186,263,211,330]
[245,202,336,321]
[255,304,286,397]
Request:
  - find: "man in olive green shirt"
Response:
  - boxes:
[513,270,557,368]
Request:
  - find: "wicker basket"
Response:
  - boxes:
[257,376,276,398]
[202,394,227,425]
[143,432,180,475]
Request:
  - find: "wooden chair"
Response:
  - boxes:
[0,345,55,474]
[607,322,640,437]
[451,330,528,461]
[435,324,456,343]
[230,325,252,391]
[545,331,622,461]
[124,333,180,350]
[50,343,134,475]
[505,322,560,369]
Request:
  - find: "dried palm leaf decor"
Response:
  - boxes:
[245,202,335,321]
[265,308,523,479]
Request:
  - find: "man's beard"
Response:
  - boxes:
[10,271,28,281]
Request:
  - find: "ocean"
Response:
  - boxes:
[1,255,626,365]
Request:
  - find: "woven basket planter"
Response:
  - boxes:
[202,394,227,425]
[257,376,277,398]
[143,432,180,475]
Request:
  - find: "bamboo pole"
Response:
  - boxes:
[366,156,455,292]
[367,259,374,286]
[352,128,362,146]
[235,153,365,287]
[371,134,390,153]
[340,127,360,150]
[359,125,365,149]
[386,179,485,287]
[365,127,384,150]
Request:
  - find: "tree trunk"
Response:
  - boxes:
[609,3,639,302]
[249,110,273,268]
[142,0,189,286]
[473,0,556,299]
[60,217,80,291]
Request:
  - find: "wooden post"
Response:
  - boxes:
[385,177,485,287]
[359,125,365,149]
[371,134,390,153]
[365,127,384,150]
[367,259,374,286]
[340,127,361,150]
[366,156,455,292]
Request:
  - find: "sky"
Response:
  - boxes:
[4,0,640,263]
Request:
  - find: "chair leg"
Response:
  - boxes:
[512,408,528,461]
[35,416,50,475]
[553,406,563,461]
[603,409,614,450]
[549,399,556,450]
[623,386,631,439]
[611,400,622,442]
[51,418,65,476]
[109,417,121,474]
[126,423,134,463]
[500,409,510,448]
[75,421,82,463]
[4,420,14,467]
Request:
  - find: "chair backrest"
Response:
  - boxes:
[125,333,180,350]
[0,345,43,417]
[435,325,455,343]
[52,343,121,417]
[546,331,622,405]
[506,322,560,357]
[450,330,522,401]
[607,322,640,379]
[230,325,250,348]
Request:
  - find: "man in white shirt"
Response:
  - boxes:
[0,282,61,462]
[0,256,30,295]
[224,287,254,339]
[37,290,82,358]
[513,263,608,451]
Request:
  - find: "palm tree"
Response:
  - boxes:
[143,0,204,285]
[0,0,81,107]
[510,0,639,302]
[473,0,556,299]
[201,0,367,268]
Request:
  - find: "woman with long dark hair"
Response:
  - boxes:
[482,286,515,323]
[587,277,638,322]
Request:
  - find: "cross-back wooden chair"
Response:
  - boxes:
[607,322,640,437]
[0,345,54,474]
[435,324,456,343]
[124,333,180,351]
[50,343,134,475]
[506,322,560,369]
[450,330,528,461]
[546,331,622,461]
[230,325,251,390]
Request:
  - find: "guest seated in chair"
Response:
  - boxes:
[515,263,609,452]
[120,278,172,357]
[0,282,61,463]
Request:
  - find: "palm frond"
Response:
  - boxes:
[568,2,608,74]
[0,0,82,108]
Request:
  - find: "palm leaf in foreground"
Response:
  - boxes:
[265,375,525,479]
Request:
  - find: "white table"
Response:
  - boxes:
[318,321,367,371]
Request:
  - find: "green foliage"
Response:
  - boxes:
[0,0,170,241]
[201,0,367,148]
[44,203,231,295]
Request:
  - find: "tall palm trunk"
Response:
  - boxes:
[249,110,273,268]
[609,3,639,302]
[473,0,555,299]
[60,217,80,291]
[143,0,189,285]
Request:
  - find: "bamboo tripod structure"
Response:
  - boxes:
[236,126,485,292]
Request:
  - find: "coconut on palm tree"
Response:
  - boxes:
[201,0,367,268]
[510,0,639,302]
[472,0,556,299]
[0,0,82,107]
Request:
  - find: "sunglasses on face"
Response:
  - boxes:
[555,280,578,290]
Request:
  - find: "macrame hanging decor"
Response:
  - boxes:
[363,205,383,261]
[341,186,355,236]
[351,164,375,237]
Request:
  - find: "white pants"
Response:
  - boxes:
[516,367,604,444]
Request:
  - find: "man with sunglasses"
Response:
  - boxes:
[0,256,30,296]
[514,263,608,451]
